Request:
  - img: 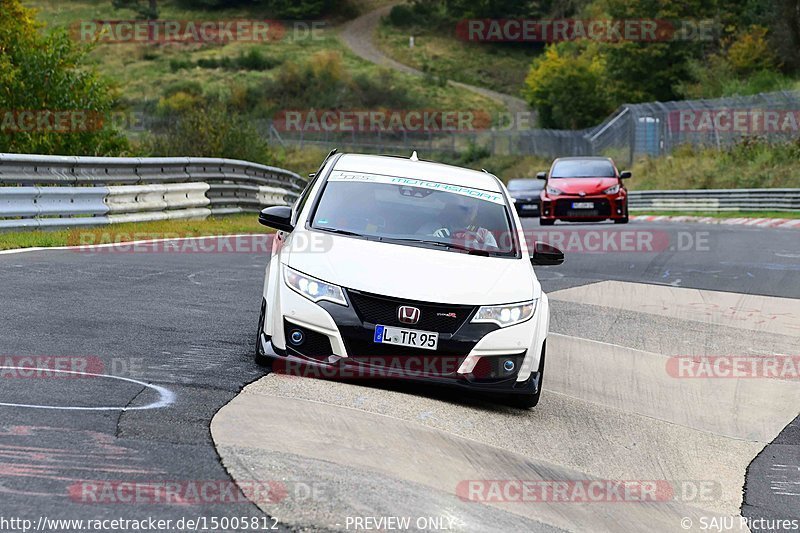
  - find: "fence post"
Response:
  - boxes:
[628,108,636,167]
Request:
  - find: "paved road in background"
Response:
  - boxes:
[0,219,797,529]
[340,4,531,116]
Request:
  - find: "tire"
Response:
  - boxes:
[540,218,555,226]
[505,345,546,409]
[614,216,629,224]
[255,298,272,368]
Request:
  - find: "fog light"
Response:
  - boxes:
[289,329,305,346]
[503,360,515,372]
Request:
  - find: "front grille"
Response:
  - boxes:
[555,198,611,217]
[344,339,468,376]
[347,290,475,334]
[342,335,472,357]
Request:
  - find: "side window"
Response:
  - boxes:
[291,176,317,226]
[292,149,337,226]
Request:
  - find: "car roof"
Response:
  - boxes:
[553,156,614,163]
[333,153,502,192]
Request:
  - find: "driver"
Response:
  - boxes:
[424,195,498,249]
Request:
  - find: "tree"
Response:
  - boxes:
[112,0,159,19]
[0,0,128,155]
[175,0,338,18]
[143,101,274,164]
[524,43,614,129]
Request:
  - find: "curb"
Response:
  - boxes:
[631,215,800,229]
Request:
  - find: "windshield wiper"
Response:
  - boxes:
[384,237,490,256]
[314,227,365,237]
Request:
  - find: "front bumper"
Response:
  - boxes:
[264,282,548,394]
[261,332,542,395]
[540,193,627,221]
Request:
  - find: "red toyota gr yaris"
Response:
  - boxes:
[538,156,631,225]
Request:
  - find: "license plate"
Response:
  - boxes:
[521,204,537,210]
[572,202,594,209]
[374,325,438,350]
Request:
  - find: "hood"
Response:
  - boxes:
[510,189,542,200]
[283,230,537,305]
[549,177,618,195]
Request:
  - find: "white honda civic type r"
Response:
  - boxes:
[255,151,563,408]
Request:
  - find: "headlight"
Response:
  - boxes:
[283,266,347,306]
[471,300,537,327]
[546,186,562,196]
[603,184,620,195]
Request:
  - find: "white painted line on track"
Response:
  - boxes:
[0,366,175,411]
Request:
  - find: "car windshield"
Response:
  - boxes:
[551,160,615,178]
[507,179,543,191]
[310,171,516,256]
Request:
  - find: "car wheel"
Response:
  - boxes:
[505,344,546,409]
[255,298,272,368]
[614,216,629,224]
[540,218,555,226]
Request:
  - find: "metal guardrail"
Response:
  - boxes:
[0,154,305,230]
[1,154,796,230]
[629,189,800,212]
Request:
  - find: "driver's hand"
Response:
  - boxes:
[455,229,483,243]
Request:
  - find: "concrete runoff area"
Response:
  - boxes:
[548,281,800,337]
[212,281,798,531]
[546,334,800,442]
[214,394,743,532]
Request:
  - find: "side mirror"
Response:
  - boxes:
[619,170,632,179]
[259,205,294,232]
[536,171,547,180]
[531,241,564,266]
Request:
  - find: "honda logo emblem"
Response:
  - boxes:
[398,306,421,325]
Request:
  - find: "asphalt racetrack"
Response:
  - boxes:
[0,219,798,532]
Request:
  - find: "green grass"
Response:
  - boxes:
[375,23,538,98]
[26,0,501,115]
[630,143,800,190]
[0,214,271,251]
[633,211,800,219]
